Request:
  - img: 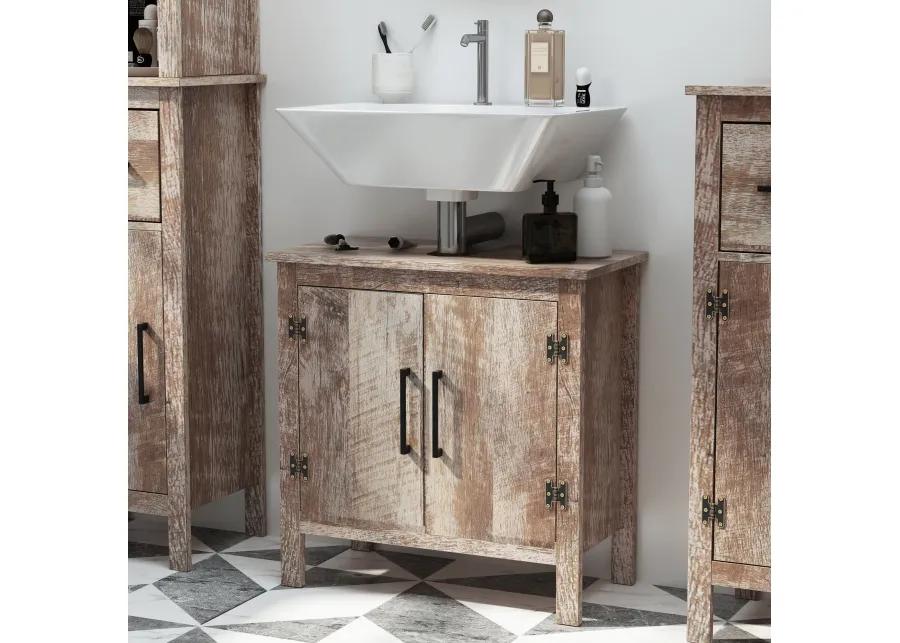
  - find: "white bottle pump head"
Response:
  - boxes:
[586,154,603,175]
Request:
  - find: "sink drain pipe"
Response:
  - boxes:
[433,202,505,255]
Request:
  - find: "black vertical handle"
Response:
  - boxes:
[399,368,411,455]
[431,370,444,458]
[756,184,771,193]
[136,322,150,405]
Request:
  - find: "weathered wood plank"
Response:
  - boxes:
[714,262,770,567]
[128,110,161,223]
[350,541,375,552]
[717,252,770,264]
[266,244,648,282]
[611,264,641,585]
[555,280,585,626]
[278,264,305,587]
[687,94,722,643]
[129,490,169,516]
[128,74,266,88]
[128,86,161,109]
[298,288,425,533]
[159,87,192,572]
[685,85,770,97]
[299,521,556,565]
[424,294,557,549]
[720,124,771,252]
[128,229,167,495]
[581,273,624,551]
[711,561,771,592]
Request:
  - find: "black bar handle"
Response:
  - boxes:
[431,370,444,458]
[399,368,411,455]
[756,184,771,193]
[136,322,150,405]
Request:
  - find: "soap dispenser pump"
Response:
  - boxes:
[522,179,577,263]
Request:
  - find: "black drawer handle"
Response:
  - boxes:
[431,370,444,458]
[756,184,771,193]
[399,368,412,455]
[136,322,150,405]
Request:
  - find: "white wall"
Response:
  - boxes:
[196,0,769,587]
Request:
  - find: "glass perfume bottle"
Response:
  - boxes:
[525,9,565,106]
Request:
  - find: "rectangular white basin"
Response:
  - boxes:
[277,103,626,194]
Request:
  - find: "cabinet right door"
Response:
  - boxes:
[714,261,771,566]
[424,294,558,549]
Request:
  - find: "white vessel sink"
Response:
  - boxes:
[277,103,626,198]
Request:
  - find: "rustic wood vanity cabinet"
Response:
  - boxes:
[270,244,647,625]
[685,85,771,643]
[127,0,266,572]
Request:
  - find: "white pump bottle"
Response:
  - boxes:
[575,155,612,258]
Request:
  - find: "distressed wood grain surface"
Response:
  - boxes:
[129,490,169,516]
[128,74,266,88]
[555,281,585,625]
[424,294,557,549]
[129,87,161,109]
[714,261,771,567]
[611,265,641,585]
[720,124,771,253]
[712,561,771,592]
[298,287,425,533]
[685,85,770,97]
[128,110,161,222]
[128,229,168,494]
[267,245,648,282]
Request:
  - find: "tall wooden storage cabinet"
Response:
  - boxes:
[127,0,266,571]
[685,86,771,643]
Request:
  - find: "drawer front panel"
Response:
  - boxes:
[129,229,167,494]
[720,123,770,252]
[128,109,161,222]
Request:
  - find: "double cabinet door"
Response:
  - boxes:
[713,261,771,567]
[296,287,559,549]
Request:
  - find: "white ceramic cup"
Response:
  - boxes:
[372,53,414,103]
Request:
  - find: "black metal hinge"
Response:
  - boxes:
[705,289,730,322]
[288,315,307,341]
[545,480,568,511]
[702,495,725,528]
[289,453,309,481]
[546,334,569,364]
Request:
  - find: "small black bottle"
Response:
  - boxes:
[522,180,577,263]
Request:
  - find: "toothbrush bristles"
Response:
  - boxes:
[422,15,436,30]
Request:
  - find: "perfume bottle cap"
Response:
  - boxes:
[537,9,554,25]
[576,67,592,86]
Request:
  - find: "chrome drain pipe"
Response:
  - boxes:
[434,203,505,256]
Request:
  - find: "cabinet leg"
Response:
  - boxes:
[350,540,374,551]
[167,508,192,572]
[244,482,267,537]
[555,540,583,626]
[687,582,713,643]
[282,532,306,587]
[735,588,762,601]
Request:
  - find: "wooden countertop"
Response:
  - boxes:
[127,74,266,87]
[266,243,648,281]
[685,85,770,97]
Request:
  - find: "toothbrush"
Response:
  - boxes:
[377,21,392,53]
[408,14,437,53]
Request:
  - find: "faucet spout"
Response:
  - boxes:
[460,20,490,105]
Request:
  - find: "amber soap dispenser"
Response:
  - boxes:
[525,9,565,106]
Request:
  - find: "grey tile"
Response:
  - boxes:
[228,549,281,562]
[155,554,265,624]
[367,582,516,642]
[376,549,455,580]
[129,584,147,593]
[306,545,350,566]
[171,628,217,642]
[303,566,412,588]
[129,541,171,558]
[192,527,252,552]
[655,585,749,621]
[213,617,355,642]
[527,602,686,635]
[439,572,597,598]
[714,623,764,640]
[129,615,192,631]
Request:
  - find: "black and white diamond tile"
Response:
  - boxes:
[129,516,770,642]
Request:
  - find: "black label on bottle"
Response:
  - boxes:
[576,83,591,108]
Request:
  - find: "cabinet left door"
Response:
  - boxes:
[128,229,167,493]
[297,287,425,532]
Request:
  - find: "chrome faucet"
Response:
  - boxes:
[460,20,490,105]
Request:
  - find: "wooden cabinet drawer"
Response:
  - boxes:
[720,123,770,252]
[128,110,161,222]
[129,229,167,493]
